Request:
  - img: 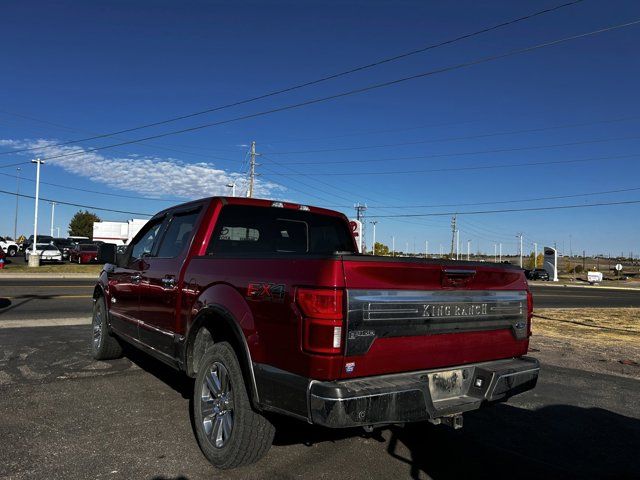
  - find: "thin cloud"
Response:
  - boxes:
[1,138,283,199]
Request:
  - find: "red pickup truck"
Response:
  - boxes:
[93,196,538,469]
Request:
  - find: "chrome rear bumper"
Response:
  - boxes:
[308,356,539,428]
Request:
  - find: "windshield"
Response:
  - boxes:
[37,244,58,251]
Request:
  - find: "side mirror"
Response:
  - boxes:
[98,243,117,265]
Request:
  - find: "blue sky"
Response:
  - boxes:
[1,0,640,256]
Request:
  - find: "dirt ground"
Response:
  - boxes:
[531,308,640,379]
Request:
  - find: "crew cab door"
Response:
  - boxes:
[107,216,166,341]
[138,205,203,357]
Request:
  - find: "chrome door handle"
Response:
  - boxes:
[131,273,142,284]
[161,277,176,288]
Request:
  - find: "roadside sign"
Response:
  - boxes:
[349,219,362,253]
[615,263,623,271]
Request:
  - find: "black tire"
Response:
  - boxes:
[91,296,122,360]
[7,246,17,257]
[193,342,275,469]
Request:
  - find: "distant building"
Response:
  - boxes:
[92,219,148,245]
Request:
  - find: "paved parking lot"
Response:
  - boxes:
[1,324,638,479]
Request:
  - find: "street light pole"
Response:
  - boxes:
[226,182,236,197]
[425,240,428,258]
[467,240,471,261]
[392,236,395,257]
[516,233,524,268]
[50,202,56,237]
[534,242,538,268]
[493,243,497,263]
[499,243,502,262]
[30,158,44,266]
[370,221,378,255]
[13,167,21,240]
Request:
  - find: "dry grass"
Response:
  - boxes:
[534,308,640,348]
[0,263,102,274]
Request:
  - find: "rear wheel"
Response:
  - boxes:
[91,296,122,360]
[193,342,275,469]
[7,246,17,257]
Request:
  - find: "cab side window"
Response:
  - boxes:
[130,219,164,262]
[156,208,201,258]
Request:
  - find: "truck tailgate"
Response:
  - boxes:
[340,256,530,378]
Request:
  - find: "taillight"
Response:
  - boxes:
[296,288,344,355]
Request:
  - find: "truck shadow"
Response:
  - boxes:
[272,404,640,479]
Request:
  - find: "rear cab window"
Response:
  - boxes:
[206,205,355,256]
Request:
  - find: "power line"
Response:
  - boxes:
[23,18,640,164]
[368,199,640,218]
[0,171,177,202]
[265,116,640,157]
[343,186,640,209]
[0,109,238,163]
[267,135,640,167]
[261,152,640,177]
[0,1,585,157]
[0,189,154,216]
[0,161,31,169]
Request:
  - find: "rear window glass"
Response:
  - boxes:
[79,245,97,251]
[206,205,355,256]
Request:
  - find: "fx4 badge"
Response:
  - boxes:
[247,282,286,301]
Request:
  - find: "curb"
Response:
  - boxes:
[0,317,90,329]
[529,282,640,292]
[0,273,99,279]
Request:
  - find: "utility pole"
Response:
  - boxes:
[449,215,457,257]
[467,240,471,261]
[493,243,497,263]
[370,221,378,255]
[499,243,502,262]
[247,141,259,198]
[534,242,538,269]
[516,233,524,268]
[392,236,395,257]
[425,240,428,258]
[456,229,460,260]
[13,167,21,240]
[30,158,44,266]
[50,202,56,237]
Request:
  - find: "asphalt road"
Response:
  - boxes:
[0,278,94,320]
[0,324,638,480]
[1,279,640,323]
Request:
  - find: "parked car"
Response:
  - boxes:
[52,238,74,260]
[69,243,99,264]
[525,268,550,281]
[21,235,54,253]
[25,243,62,263]
[93,197,538,469]
[0,236,19,257]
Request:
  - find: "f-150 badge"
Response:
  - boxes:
[247,282,285,301]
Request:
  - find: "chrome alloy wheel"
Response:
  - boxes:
[201,362,234,448]
[92,306,103,349]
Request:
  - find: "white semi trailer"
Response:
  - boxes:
[92,219,148,245]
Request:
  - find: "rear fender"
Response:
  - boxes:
[185,283,260,406]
